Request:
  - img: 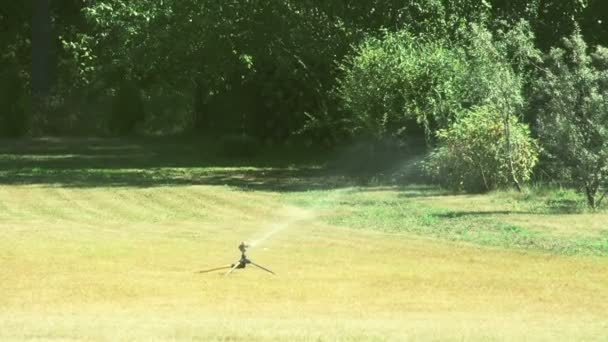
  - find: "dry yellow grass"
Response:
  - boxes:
[0,185,607,341]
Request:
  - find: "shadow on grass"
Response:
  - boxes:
[433,210,524,219]
[0,137,425,191]
[395,186,454,198]
[432,205,593,218]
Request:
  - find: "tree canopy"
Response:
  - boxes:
[2,0,608,204]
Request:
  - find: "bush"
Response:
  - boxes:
[337,30,466,141]
[425,106,539,193]
[108,80,145,135]
[0,65,28,137]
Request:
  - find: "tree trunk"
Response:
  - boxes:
[598,190,607,208]
[585,186,597,209]
[32,0,52,98]
[31,0,52,132]
[193,78,208,132]
[504,113,523,192]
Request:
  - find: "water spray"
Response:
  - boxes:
[198,207,319,276]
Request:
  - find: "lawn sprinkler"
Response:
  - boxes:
[198,242,275,275]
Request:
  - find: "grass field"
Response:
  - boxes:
[0,138,607,341]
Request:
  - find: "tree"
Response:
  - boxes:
[459,21,541,191]
[535,32,608,208]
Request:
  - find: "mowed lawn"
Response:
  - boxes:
[0,138,607,341]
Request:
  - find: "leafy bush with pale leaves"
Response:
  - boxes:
[337,31,466,141]
[337,21,539,143]
[425,106,539,193]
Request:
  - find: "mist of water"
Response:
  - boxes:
[247,206,317,249]
[242,143,425,250]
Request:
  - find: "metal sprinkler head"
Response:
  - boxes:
[238,241,249,254]
[197,241,275,276]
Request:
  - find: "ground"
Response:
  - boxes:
[0,138,606,341]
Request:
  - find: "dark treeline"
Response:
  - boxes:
[1,0,608,206]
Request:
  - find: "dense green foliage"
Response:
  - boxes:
[3,0,608,204]
[426,106,538,192]
[338,31,465,141]
[7,0,604,137]
[337,21,539,141]
[535,32,608,208]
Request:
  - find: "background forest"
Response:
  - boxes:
[2,0,608,206]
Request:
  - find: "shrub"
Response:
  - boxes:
[337,30,466,141]
[108,80,145,135]
[425,106,539,193]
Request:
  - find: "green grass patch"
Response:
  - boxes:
[285,187,608,256]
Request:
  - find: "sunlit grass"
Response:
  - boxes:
[0,138,607,340]
[287,186,608,256]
